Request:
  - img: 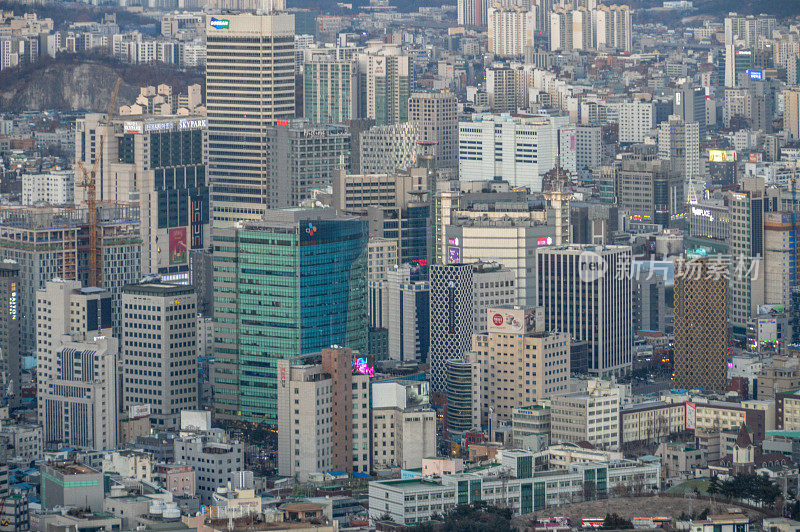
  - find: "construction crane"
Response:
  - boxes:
[77,77,121,288]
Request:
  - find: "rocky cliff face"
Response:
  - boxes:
[0,57,202,112]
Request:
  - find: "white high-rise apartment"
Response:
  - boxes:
[22,170,74,205]
[487,3,536,57]
[408,91,459,169]
[536,245,633,377]
[121,283,198,429]
[36,280,117,451]
[206,13,295,226]
[724,12,775,47]
[486,66,526,113]
[615,100,655,143]
[458,0,488,27]
[458,113,568,191]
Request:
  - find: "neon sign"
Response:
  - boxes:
[354,357,374,377]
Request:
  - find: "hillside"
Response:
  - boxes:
[0,55,203,112]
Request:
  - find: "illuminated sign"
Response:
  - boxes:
[305,222,317,236]
[276,120,290,126]
[747,69,764,80]
[537,236,553,246]
[354,357,374,377]
[447,237,459,246]
[708,149,735,163]
[209,17,229,29]
[9,283,16,320]
[691,206,714,221]
[412,258,427,266]
[448,246,460,263]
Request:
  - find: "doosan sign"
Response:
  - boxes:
[209,17,229,29]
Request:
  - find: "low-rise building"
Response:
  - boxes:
[368,455,660,526]
[173,430,244,504]
[41,462,104,511]
[550,379,622,450]
[656,441,705,480]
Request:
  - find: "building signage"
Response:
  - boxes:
[487,307,536,334]
[124,121,143,134]
[178,118,206,130]
[209,17,229,29]
[130,404,151,419]
[145,122,175,133]
[708,149,735,163]
[747,69,764,80]
[447,246,460,263]
[685,402,696,430]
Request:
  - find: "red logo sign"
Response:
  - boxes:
[492,313,503,326]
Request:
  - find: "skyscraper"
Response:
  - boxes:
[121,283,198,429]
[213,209,368,423]
[303,56,357,125]
[429,262,516,392]
[783,86,800,140]
[673,257,729,392]
[356,42,412,126]
[487,3,536,57]
[674,85,707,137]
[206,13,296,225]
[458,0,488,27]
[536,245,633,377]
[36,280,117,451]
[408,91,459,169]
[0,262,20,407]
[658,116,700,204]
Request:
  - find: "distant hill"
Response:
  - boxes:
[0,54,203,112]
[630,0,800,17]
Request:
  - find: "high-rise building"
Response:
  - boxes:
[724,12,776,47]
[764,212,800,309]
[408,91,459,169]
[36,280,117,451]
[658,116,700,203]
[728,178,769,338]
[428,262,516,392]
[592,4,632,52]
[205,13,295,225]
[358,123,419,174]
[385,264,430,363]
[303,57,357,124]
[265,119,350,207]
[470,306,571,426]
[76,114,209,279]
[487,3,536,58]
[372,381,436,470]
[458,0,488,27]
[332,167,435,265]
[458,113,568,191]
[674,85,707,137]
[536,245,633,377]
[673,257,729,392]
[615,100,656,144]
[486,65,526,113]
[213,209,368,423]
[783,87,800,140]
[0,262,20,407]
[446,356,480,435]
[277,347,370,480]
[0,206,141,353]
[121,283,198,429]
[616,158,681,228]
[356,42,412,126]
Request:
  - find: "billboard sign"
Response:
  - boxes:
[209,17,229,29]
[747,69,764,80]
[685,402,696,430]
[129,404,151,419]
[169,227,188,265]
[708,150,735,163]
[487,307,536,334]
[448,246,460,263]
[124,121,142,134]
